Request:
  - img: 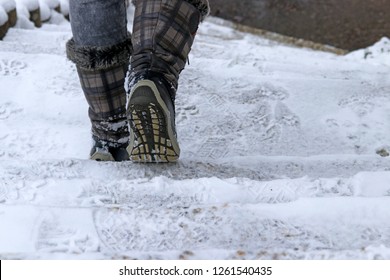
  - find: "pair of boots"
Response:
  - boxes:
[66,0,209,163]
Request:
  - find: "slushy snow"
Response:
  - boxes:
[0,6,390,260]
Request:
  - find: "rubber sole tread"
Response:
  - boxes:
[128,102,179,163]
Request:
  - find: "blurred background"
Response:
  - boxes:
[2,0,390,51]
[208,0,390,51]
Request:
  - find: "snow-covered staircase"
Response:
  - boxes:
[1,5,390,259]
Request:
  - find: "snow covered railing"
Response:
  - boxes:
[0,0,17,39]
[16,0,40,27]
[0,0,69,39]
[39,0,61,23]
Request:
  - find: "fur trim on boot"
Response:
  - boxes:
[66,37,132,70]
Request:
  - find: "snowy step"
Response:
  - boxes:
[1,169,390,206]
[1,5,390,260]
[0,27,70,55]
[1,196,390,259]
[1,154,389,183]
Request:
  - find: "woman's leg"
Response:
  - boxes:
[126,0,210,162]
[66,0,132,161]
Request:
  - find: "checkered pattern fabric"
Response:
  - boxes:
[184,0,210,21]
[77,65,129,146]
[130,0,203,90]
[66,34,132,147]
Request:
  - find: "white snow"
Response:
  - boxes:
[347,37,390,66]
[0,5,8,25]
[14,0,34,29]
[41,0,58,9]
[0,6,390,260]
[0,0,16,12]
[39,0,61,22]
[15,0,39,12]
[38,0,50,22]
[58,0,68,16]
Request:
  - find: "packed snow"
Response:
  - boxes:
[0,0,16,12]
[58,0,67,16]
[16,0,39,11]
[0,6,8,25]
[41,0,59,9]
[0,6,390,260]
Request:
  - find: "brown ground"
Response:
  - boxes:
[209,0,390,51]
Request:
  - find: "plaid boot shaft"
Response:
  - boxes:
[77,65,129,146]
[126,0,209,163]
[130,0,205,90]
[66,36,132,152]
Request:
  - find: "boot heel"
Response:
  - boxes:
[127,79,180,163]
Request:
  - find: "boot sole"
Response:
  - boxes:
[127,80,180,163]
[90,149,115,161]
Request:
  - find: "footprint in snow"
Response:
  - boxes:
[35,214,99,254]
[0,102,24,120]
[0,59,27,76]
[274,101,301,127]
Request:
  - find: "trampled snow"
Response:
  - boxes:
[0,6,390,260]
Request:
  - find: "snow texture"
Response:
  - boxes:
[0,0,16,12]
[0,5,8,25]
[41,0,58,9]
[0,6,390,260]
[38,0,50,21]
[347,37,390,66]
[58,0,68,16]
[16,0,39,11]
[38,0,60,21]
[14,0,32,28]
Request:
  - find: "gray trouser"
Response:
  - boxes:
[68,0,131,145]
[69,0,128,47]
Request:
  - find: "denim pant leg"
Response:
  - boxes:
[67,1,131,147]
[69,0,128,47]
